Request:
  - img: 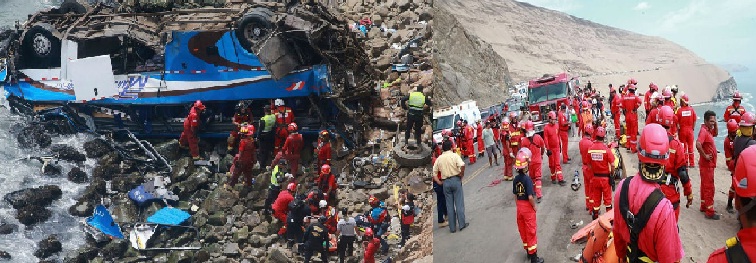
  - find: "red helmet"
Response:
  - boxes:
[734,146,756,198]
[193,100,206,110]
[637,124,670,166]
[441,129,451,137]
[681,94,690,104]
[547,111,556,120]
[656,106,675,128]
[649,82,658,91]
[732,111,743,125]
[514,148,532,169]
[734,92,743,101]
[524,121,535,132]
[320,130,329,138]
[364,227,374,238]
[368,195,379,207]
[627,78,637,85]
[727,119,739,132]
[287,183,296,191]
[626,84,636,91]
[662,90,673,99]
[584,123,594,137]
[594,127,606,138]
[240,124,255,136]
[320,164,331,174]
[740,112,755,127]
[288,122,298,132]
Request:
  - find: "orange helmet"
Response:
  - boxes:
[320,164,331,174]
[193,100,206,110]
[288,122,298,132]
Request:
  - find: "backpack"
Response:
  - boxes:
[618,177,665,263]
[725,237,752,263]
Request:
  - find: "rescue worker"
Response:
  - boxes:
[558,104,571,163]
[364,195,390,254]
[732,112,756,212]
[663,86,676,109]
[464,120,476,164]
[658,106,694,220]
[622,84,642,153]
[707,146,756,262]
[676,95,697,167]
[228,102,252,151]
[587,126,615,220]
[362,228,381,263]
[273,123,303,176]
[273,99,295,156]
[456,120,469,161]
[579,123,595,212]
[336,208,357,263]
[644,82,658,115]
[303,216,329,263]
[670,85,680,110]
[724,92,746,123]
[697,110,721,220]
[543,111,565,185]
[179,100,206,159]
[613,123,684,262]
[580,101,594,137]
[273,183,296,235]
[501,117,515,181]
[513,148,544,263]
[257,106,276,168]
[316,130,332,168]
[521,120,545,202]
[227,124,257,188]
[724,119,739,214]
[610,87,623,140]
[476,120,485,157]
[645,92,662,125]
[315,164,338,207]
[401,85,430,145]
[264,160,287,214]
[286,196,311,247]
[319,200,338,234]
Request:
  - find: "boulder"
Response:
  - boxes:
[154,139,181,162]
[63,246,98,263]
[0,250,9,260]
[223,242,240,256]
[51,144,86,162]
[17,124,52,149]
[251,222,270,235]
[92,164,120,181]
[233,226,249,243]
[195,249,211,262]
[266,247,292,263]
[43,163,62,176]
[34,235,62,259]
[68,201,94,217]
[4,185,62,209]
[101,239,129,259]
[175,167,211,199]
[167,250,194,263]
[0,222,17,235]
[110,173,143,193]
[83,138,112,158]
[67,167,89,183]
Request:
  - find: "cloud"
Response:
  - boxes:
[633,2,650,10]
[658,0,708,32]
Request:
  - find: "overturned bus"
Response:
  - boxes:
[0,1,376,148]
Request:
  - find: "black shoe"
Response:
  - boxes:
[558,180,566,186]
[727,205,735,214]
[706,214,721,220]
[537,197,542,203]
[551,180,557,184]
[459,222,470,231]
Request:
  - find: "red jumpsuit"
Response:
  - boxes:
[543,122,563,182]
[272,190,294,226]
[558,110,570,162]
[646,105,660,125]
[698,124,718,217]
[644,90,653,114]
[521,135,545,198]
[622,93,642,152]
[274,106,295,155]
[676,105,697,167]
[324,206,338,234]
[579,136,594,210]
[476,123,484,155]
[514,173,538,255]
[588,141,615,215]
[465,125,476,163]
[661,137,692,220]
[228,112,251,150]
[501,123,514,179]
[707,228,756,262]
[363,238,381,263]
[316,139,332,167]
[273,133,304,176]
[315,172,338,202]
[611,94,623,136]
[613,176,684,263]
[725,135,736,201]
[724,104,746,123]
[229,137,257,187]
[179,107,201,158]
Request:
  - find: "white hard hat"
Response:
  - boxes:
[319,200,328,208]
[402,205,410,211]
[274,99,284,106]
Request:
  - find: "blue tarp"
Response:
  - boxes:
[128,185,156,206]
[86,204,124,239]
[147,207,191,225]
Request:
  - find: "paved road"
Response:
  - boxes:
[433,136,594,263]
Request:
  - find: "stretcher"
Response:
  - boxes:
[570,212,618,263]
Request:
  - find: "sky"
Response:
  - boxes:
[517,0,756,68]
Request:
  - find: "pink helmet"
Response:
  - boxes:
[524,121,535,132]
[734,92,743,101]
[649,82,658,91]
[727,119,739,133]
[681,94,690,104]
[734,147,756,198]
[584,123,594,137]
[657,106,675,128]
[594,127,606,138]
[637,124,669,166]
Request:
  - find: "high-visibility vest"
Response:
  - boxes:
[271,165,281,187]
[408,92,426,111]
[261,114,275,132]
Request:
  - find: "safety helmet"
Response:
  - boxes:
[671,85,678,93]
[235,102,246,111]
[637,124,669,166]
[595,127,606,138]
[287,183,296,192]
[274,99,285,106]
[628,78,637,85]
[734,146,756,198]
[320,164,331,174]
[582,101,590,110]
[650,92,659,101]
[320,130,329,138]
[524,121,535,132]
[456,120,463,127]
[649,82,658,91]
[656,106,675,128]
[547,111,556,120]
[288,122,298,132]
[627,84,636,91]
[732,111,743,125]
[584,123,594,137]
[662,89,673,99]
[727,119,739,133]
[734,92,743,101]
[502,117,510,124]
[514,148,532,169]
[681,94,690,104]
[319,200,328,208]
[368,195,379,207]
[364,227,374,238]
[741,112,756,127]
[240,124,255,136]
[193,100,206,110]
[278,159,287,165]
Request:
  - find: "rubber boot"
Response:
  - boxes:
[530,252,544,263]
[727,198,735,214]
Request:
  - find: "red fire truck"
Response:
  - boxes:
[526,72,578,134]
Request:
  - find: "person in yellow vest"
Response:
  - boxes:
[401,85,432,146]
[257,106,277,169]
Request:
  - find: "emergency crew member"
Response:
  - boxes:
[228,102,252,151]
[724,92,747,123]
[613,124,684,263]
[732,112,756,213]
[401,86,430,145]
[521,120,545,202]
[724,119,739,214]
[273,99,295,156]
[707,146,756,262]
[587,126,615,220]
[622,84,642,153]
[465,120,476,164]
[610,87,623,140]
[646,92,662,125]
[319,200,338,234]
[697,110,721,220]
[179,100,206,159]
[476,120,485,157]
[315,164,338,206]
[316,130,332,168]
[501,117,515,181]
[580,101,594,137]
[265,160,288,214]
[364,196,390,254]
[676,95,697,167]
[644,82,658,115]
[273,123,303,176]
[658,106,694,220]
[257,106,277,167]
[507,114,523,180]
[579,123,595,212]
[558,104,571,163]
[303,216,329,263]
[228,124,257,188]
[273,183,296,235]
[362,228,381,263]
[543,111,565,185]
[661,88,678,135]
[513,148,544,263]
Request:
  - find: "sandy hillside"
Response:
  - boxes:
[434,0,735,105]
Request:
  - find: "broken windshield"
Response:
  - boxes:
[528,82,568,104]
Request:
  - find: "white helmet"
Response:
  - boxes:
[402,205,411,211]
[274,99,284,107]
[319,200,328,208]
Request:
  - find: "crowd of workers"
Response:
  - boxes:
[432,78,756,262]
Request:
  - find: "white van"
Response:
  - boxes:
[432,100,481,143]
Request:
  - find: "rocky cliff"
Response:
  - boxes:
[713,77,739,102]
[434,0,736,105]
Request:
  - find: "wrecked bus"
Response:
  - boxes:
[0,1,375,147]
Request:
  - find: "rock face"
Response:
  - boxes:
[4,185,63,209]
[67,167,89,183]
[51,144,86,162]
[34,235,62,259]
[713,76,739,102]
[17,124,52,148]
